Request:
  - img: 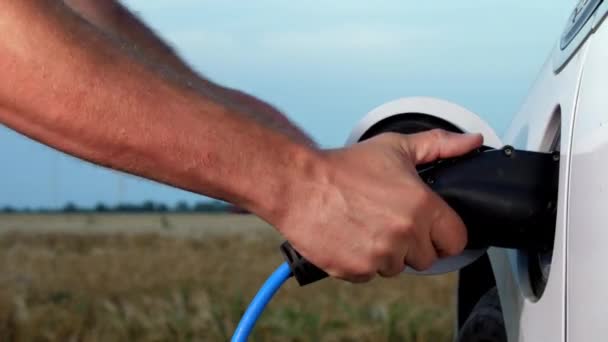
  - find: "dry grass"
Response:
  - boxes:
[0,214,456,341]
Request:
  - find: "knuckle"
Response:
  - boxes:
[355,259,377,278]
[372,240,393,259]
[443,234,467,257]
[411,184,432,203]
[381,218,414,243]
[330,265,363,282]
[335,258,376,281]
[409,257,436,272]
[409,187,434,212]
[352,273,375,283]
[429,128,447,141]
[384,261,406,278]
[329,251,380,283]
[394,218,415,238]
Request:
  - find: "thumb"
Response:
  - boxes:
[400,129,483,165]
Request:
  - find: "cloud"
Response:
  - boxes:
[167,24,435,62]
[256,26,436,54]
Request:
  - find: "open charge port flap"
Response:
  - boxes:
[419,146,559,251]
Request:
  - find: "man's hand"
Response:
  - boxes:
[276,129,483,282]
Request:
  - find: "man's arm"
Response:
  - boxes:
[0,1,305,216]
[63,0,315,146]
[0,1,483,282]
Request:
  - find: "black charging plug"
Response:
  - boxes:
[281,146,560,286]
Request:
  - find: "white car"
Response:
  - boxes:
[346,1,608,340]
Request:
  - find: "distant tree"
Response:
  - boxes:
[95,203,108,212]
[157,203,168,212]
[175,201,190,212]
[193,201,230,213]
[115,203,142,213]
[141,200,156,212]
[1,206,16,213]
[193,201,211,212]
[63,202,78,213]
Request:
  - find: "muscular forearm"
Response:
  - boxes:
[63,0,315,146]
[0,1,321,221]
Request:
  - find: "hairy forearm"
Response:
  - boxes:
[63,0,315,146]
[63,0,193,74]
[0,1,321,221]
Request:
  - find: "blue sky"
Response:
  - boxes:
[0,1,574,208]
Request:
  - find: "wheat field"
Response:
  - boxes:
[0,214,456,341]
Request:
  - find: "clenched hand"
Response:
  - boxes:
[277,129,483,282]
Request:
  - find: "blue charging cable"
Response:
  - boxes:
[231,262,293,342]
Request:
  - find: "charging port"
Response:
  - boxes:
[526,109,561,299]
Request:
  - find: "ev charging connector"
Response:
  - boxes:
[281,145,560,286]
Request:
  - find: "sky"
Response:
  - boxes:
[0,1,574,209]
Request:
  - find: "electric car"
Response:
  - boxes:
[346,1,608,340]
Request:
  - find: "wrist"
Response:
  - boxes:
[246,141,328,228]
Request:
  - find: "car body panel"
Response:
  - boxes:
[493,2,608,341]
[492,40,587,340]
[566,14,608,341]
